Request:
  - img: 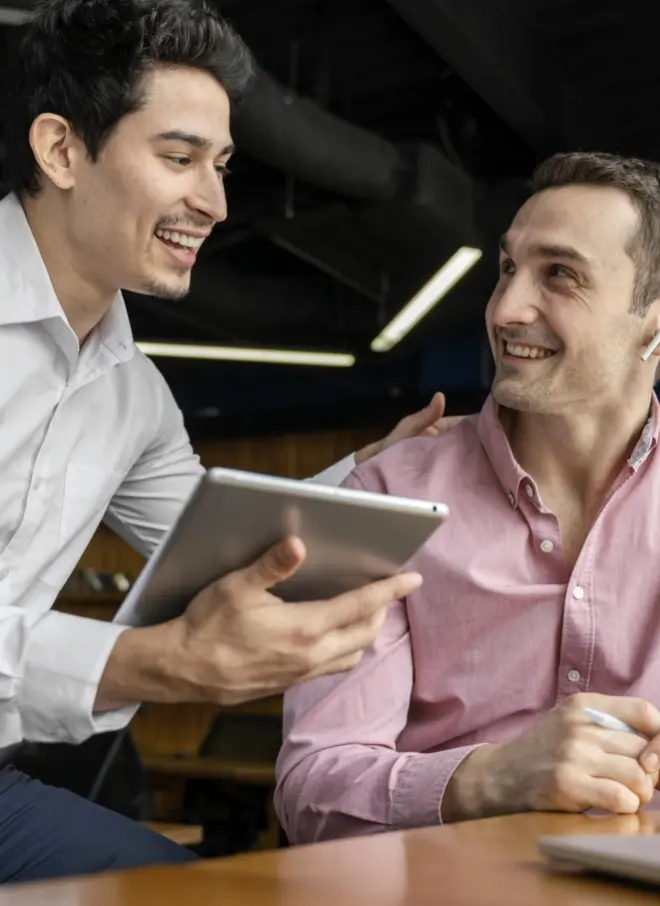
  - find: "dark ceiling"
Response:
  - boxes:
[0,0,659,436]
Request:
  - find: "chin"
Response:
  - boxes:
[154,282,191,302]
[492,380,553,413]
[131,273,192,302]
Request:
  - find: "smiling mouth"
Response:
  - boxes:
[503,341,557,361]
[154,228,207,253]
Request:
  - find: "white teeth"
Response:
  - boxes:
[505,342,554,359]
[155,228,204,250]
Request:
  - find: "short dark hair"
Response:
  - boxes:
[4,0,256,196]
[531,151,660,314]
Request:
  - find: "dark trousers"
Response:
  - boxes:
[0,766,199,884]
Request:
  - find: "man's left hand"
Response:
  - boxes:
[355,392,464,465]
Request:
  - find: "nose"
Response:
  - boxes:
[189,167,228,225]
[488,269,539,328]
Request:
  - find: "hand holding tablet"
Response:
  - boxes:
[100,468,447,707]
[177,533,425,704]
[115,467,448,627]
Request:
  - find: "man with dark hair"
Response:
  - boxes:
[0,0,446,881]
[276,151,660,843]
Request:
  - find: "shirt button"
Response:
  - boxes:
[525,484,534,498]
[508,492,516,507]
[567,669,581,683]
[540,540,554,553]
[572,586,585,600]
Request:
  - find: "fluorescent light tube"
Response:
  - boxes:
[136,341,355,368]
[371,246,482,352]
[0,8,32,24]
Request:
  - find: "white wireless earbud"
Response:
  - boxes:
[641,330,660,361]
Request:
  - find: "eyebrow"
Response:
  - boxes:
[154,130,235,156]
[499,234,592,267]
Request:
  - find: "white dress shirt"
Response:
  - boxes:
[0,193,356,748]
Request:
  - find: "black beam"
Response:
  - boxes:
[383,0,565,152]
[256,205,387,303]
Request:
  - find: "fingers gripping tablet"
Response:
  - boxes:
[114,467,448,627]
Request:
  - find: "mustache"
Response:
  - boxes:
[155,216,213,231]
[496,329,561,351]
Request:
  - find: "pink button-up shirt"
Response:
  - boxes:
[275,394,660,844]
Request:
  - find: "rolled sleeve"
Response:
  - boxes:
[19,610,136,744]
[392,745,483,827]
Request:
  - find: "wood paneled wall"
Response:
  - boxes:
[197,427,375,477]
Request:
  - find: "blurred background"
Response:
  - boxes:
[5,0,657,440]
[1,0,658,859]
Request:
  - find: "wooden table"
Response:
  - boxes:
[2,810,660,905]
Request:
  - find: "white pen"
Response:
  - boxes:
[583,707,637,735]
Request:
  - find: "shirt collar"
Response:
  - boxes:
[0,193,62,327]
[476,392,660,509]
[0,192,134,364]
[629,393,660,469]
[95,292,135,364]
[476,396,528,507]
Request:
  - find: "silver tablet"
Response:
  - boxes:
[114,467,449,627]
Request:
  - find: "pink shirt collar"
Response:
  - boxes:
[475,392,660,510]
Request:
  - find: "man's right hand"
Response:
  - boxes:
[443,693,660,822]
[169,535,422,706]
[96,536,422,712]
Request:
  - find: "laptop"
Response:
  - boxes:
[539,834,660,886]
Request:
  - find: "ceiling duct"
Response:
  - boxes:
[232,70,478,248]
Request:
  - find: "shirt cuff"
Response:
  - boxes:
[19,610,138,744]
[391,745,484,828]
[309,453,357,487]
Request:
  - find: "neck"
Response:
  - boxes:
[502,392,654,511]
[22,193,116,342]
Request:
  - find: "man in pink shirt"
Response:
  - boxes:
[275,150,660,844]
